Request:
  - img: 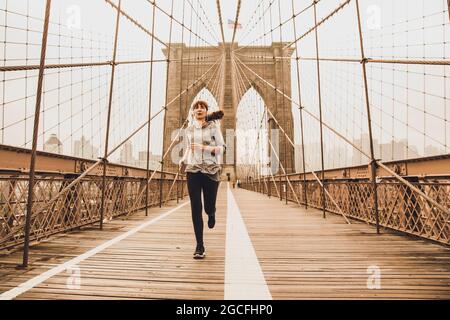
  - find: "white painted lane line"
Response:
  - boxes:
[0,201,190,300]
[225,183,272,300]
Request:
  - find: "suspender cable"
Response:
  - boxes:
[176,0,187,204]
[232,53,283,199]
[236,53,450,219]
[186,0,221,45]
[136,59,223,211]
[216,0,226,45]
[278,0,290,203]
[261,0,271,198]
[194,0,201,102]
[104,0,167,48]
[354,0,380,234]
[267,0,282,201]
[9,19,223,248]
[100,0,122,230]
[266,111,302,207]
[234,0,328,55]
[283,0,351,50]
[234,0,265,48]
[159,0,177,208]
[291,0,308,209]
[312,1,326,219]
[21,0,52,268]
[235,45,446,223]
[234,55,350,223]
[129,55,223,213]
[145,0,219,49]
[183,0,195,122]
[230,0,242,48]
[145,0,157,217]
[230,54,450,66]
[233,0,277,53]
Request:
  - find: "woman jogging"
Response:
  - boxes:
[179,100,226,259]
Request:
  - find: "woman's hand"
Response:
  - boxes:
[179,159,186,172]
[190,143,205,151]
[191,143,222,154]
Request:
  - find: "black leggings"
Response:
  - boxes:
[187,172,220,245]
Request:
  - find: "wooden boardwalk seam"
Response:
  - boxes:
[0,184,449,300]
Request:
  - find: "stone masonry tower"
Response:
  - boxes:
[162,43,295,181]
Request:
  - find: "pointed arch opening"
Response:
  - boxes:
[188,87,219,126]
[236,87,270,180]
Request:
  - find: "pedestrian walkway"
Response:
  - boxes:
[0,184,449,300]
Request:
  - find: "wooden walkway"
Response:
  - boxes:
[0,183,449,300]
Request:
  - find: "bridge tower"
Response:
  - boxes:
[162,43,295,181]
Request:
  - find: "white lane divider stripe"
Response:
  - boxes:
[0,201,190,300]
[224,183,272,300]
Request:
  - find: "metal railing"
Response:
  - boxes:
[241,175,450,245]
[0,170,187,251]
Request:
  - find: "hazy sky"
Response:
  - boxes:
[0,0,448,170]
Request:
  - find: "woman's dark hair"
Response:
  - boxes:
[192,100,224,122]
[192,100,209,111]
[206,110,224,122]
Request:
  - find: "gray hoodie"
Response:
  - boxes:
[182,120,226,181]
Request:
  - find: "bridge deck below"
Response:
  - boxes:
[0,184,449,299]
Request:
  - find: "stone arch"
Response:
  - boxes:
[185,85,220,119]
[162,42,295,176]
[235,87,269,170]
[236,82,270,113]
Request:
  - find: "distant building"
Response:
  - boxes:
[295,143,351,172]
[120,141,135,166]
[424,145,444,157]
[351,134,423,163]
[352,133,378,166]
[302,142,323,172]
[294,144,304,173]
[379,139,417,162]
[138,151,162,170]
[73,136,98,159]
[44,134,63,154]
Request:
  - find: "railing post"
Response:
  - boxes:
[20,0,52,268]
[313,0,327,219]
[145,1,157,217]
[285,176,288,205]
[267,117,273,200]
[159,173,164,208]
[279,172,282,202]
[177,176,181,200]
[305,178,309,208]
[355,0,380,234]
[181,175,185,199]
[281,179,284,203]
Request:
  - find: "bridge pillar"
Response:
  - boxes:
[162,42,295,180]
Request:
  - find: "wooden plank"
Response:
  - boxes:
[0,188,227,300]
[231,187,450,299]
[1,184,449,300]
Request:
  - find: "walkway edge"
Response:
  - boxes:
[0,201,190,300]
